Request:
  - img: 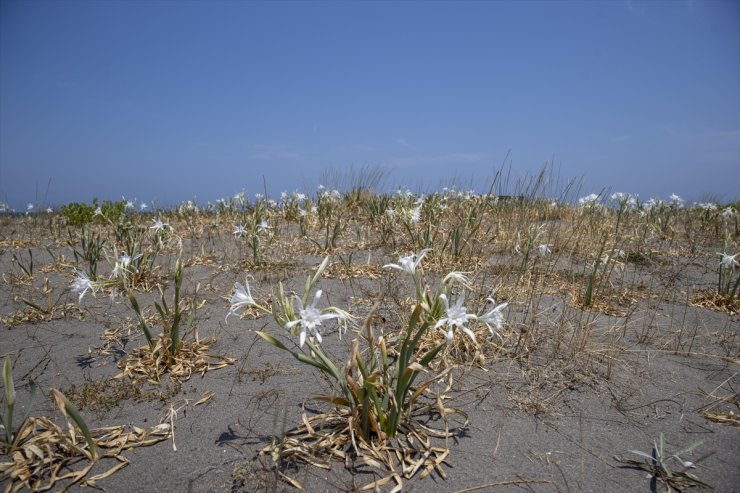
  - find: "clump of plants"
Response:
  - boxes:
[120,258,235,383]
[1,359,171,492]
[618,432,710,491]
[61,198,127,226]
[226,251,508,487]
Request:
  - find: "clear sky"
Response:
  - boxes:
[1,0,738,209]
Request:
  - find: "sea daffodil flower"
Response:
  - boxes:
[285,290,344,347]
[257,219,271,232]
[435,292,478,343]
[226,277,256,321]
[479,297,508,341]
[111,252,141,278]
[150,218,170,232]
[70,270,96,302]
[718,252,739,271]
[383,249,431,277]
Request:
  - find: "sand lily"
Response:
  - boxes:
[434,292,477,343]
[226,276,257,321]
[669,193,684,207]
[384,249,431,300]
[70,270,96,302]
[150,218,170,233]
[409,201,422,224]
[233,224,247,238]
[718,252,739,271]
[479,297,508,341]
[442,271,472,288]
[538,244,552,257]
[257,219,271,233]
[383,249,431,277]
[285,290,345,347]
[578,193,599,206]
[111,252,141,278]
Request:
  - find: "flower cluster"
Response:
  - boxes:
[226,251,510,350]
[383,249,509,344]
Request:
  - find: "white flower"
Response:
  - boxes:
[111,252,141,278]
[409,200,422,224]
[150,218,170,233]
[479,297,508,340]
[442,271,471,288]
[434,292,478,343]
[140,203,148,211]
[94,206,103,216]
[383,249,431,277]
[26,203,34,212]
[538,244,552,257]
[285,290,344,347]
[71,270,96,302]
[642,198,658,213]
[226,277,256,321]
[124,200,135,211]
[718,252,739,271]
[257,219,271,232]
[233,224,247,238]
[409,206,421,224]
[694,202,717,211]
[578,193,599,206]
[46,207,53,213]
[669,193,684,207]
[721,207,735,219]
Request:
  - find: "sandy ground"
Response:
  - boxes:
[1,216,738,493]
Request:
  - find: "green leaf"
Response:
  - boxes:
[17,379,37,433]
[154,301,167,320]
[129,293,155,348]
[2,357,15,443]
[21,298,47,314]
[3,357,14,407]
[255,331,289,351]
[50,389,97,460]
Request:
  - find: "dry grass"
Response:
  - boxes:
[1,183,738,491]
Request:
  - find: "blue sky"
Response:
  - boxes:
[1,0,738,209]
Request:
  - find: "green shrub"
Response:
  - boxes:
[60,198,127,225]
[60,202,95,225]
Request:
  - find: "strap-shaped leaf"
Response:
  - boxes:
[129,293,154,348]
[50,389,97,460]
[2,356,15,443]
